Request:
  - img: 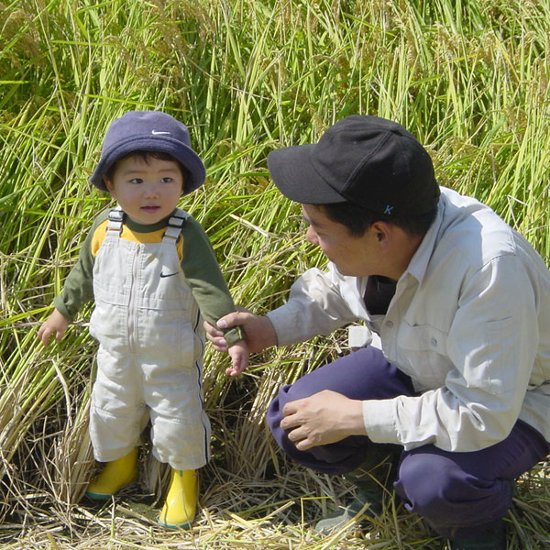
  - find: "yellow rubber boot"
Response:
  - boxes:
[85,448,138,501]
[158,469,198,529]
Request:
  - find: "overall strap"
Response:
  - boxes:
[106,206,124,236]
[162,208,188,243]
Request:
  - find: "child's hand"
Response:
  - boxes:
[225,340,249,377]
[37,309,69,346]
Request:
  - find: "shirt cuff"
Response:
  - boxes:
[53,296,73,322]
[362,399,400,445]
[266,305,299,346]
[224,326,244,347]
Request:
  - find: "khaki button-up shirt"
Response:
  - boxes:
[267,187,550,452]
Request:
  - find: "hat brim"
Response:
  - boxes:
[89,137,206,194]
[267,145,347,205]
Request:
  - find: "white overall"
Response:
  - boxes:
[88,208,211,470]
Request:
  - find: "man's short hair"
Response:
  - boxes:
[316,200,438,237]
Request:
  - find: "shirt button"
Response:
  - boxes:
[385,320,394,328]
[431,338,438,346]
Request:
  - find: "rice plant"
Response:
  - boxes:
[1,0,548,547]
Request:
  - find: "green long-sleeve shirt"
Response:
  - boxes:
[53,207,243,346]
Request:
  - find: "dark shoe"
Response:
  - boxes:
[314,443,400,533]
[314,485,383,533]
[449,519,506,550]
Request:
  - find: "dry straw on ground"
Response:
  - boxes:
[2,0,549,548]
[2,454,549,548]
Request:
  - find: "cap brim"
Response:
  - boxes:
[89,138,206,194]
[267,145,347,204]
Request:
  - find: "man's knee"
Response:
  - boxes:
[395,452,453,512]
[394,449,513,533]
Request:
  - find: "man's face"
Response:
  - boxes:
[302,204,382,277]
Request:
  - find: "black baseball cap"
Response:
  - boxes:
[267,115,440,216]
[89,110,206,194]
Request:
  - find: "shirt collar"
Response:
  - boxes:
[121,208,176,234]
[402,194,446,284]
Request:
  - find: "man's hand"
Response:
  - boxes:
[37,309,69,346]
[205,308,278,355]
[280,389,366,451]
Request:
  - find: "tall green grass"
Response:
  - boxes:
[1,0,549,547]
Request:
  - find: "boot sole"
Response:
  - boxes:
[85,490,114,501]
[158,518,193,529]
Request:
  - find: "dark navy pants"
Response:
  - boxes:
[266,346,550,538]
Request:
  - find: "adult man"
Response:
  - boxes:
[207,115,550,549]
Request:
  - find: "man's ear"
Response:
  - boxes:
[371,221,391,244]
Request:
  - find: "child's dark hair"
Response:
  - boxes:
[315,201,438,237]
[105,150,191,185]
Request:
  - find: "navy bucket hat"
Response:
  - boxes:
[267,115,440,217]
[89,110,206,194]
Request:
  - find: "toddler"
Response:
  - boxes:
[38,110,248,528]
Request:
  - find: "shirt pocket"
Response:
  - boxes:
[395,323,452,390]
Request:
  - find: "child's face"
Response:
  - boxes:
[104,155,184,225]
